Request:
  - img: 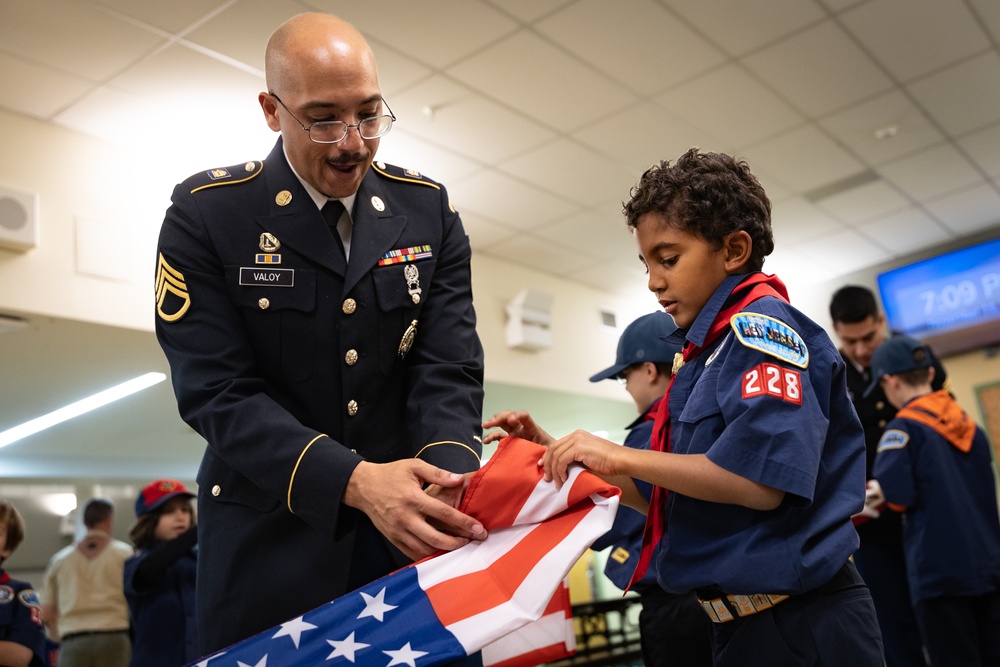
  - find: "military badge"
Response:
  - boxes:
[0,585,12,604]
[398,319,418,358]
[245,162,256,172]
[208,168,230,180]
[275,190,292,206]
[731,312,809,368]
[259,233,280,253]
[378,245,432,266]
[371,195,385,212]
[255,254,281,265]
[404,168,422,178]
[155,253,191,322]
[404,264,421,304]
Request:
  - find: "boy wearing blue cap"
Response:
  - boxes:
[869,336,1000,666]
[588,311,711,667]
[488,149,884,666]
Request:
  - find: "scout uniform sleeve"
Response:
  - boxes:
[155,178,361,536]
[400,182,484,473]
[872,423,918,511]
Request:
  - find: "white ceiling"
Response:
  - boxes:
[2,0,1000,481]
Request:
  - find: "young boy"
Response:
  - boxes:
[869,336,1000,666]
[487,149,883,665]
[0,499,46,667]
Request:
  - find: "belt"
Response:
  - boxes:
[62,629,129,641]
[696,561,858,624]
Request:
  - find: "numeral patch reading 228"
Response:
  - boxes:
[742,363,802,405]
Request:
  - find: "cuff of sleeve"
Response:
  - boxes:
[415,439,482,474]
[286,434,363,534]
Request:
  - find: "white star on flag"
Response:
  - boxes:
[357,587,397,622]
[236,658,267,667]
[384,642,428,667]
[326,631,370,662]
[272,615,318,648]
[194,654,227,667]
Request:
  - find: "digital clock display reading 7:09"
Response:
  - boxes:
[878,237,1000,336]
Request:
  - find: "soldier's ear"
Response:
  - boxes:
[259,93,281,133]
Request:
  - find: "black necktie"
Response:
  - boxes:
[322,200,346,256]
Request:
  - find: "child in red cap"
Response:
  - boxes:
[124,480,198,667]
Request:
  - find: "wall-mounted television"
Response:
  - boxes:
[877,236,1000,357]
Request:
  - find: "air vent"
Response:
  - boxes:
[600,309,617,329]
[803,170,880,203]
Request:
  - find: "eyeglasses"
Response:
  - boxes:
[271,93,395,144]
[615,364,639,385]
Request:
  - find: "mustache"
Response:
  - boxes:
[328,152,369,165]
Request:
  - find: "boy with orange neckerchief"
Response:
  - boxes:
[487,149,883,666]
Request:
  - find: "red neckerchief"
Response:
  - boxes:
[0,571,9,584]
[627,273,790,589]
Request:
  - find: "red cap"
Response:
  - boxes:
[135,479,194,517]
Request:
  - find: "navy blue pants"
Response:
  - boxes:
[915,589,1000,667]
[854,539,927,666]
[709,561,884,667]
[637,587,712,667]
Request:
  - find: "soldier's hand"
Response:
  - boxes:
[343,460,487,561]
[482,410,555,446]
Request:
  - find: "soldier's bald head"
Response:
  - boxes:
[265,13,378,96]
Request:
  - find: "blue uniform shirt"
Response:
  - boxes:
[0,571,45,667]
[656,274,865,595]
[591,399,658,591]
[873,394,1000,603]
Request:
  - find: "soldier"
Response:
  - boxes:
[154,13,485,654]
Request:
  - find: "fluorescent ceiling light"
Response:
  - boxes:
[0,372,167,449]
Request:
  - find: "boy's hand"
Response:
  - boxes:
[482,410,555,447]
[542,430,622,488]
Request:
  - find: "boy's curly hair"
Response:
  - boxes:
[0,499,27,555]
[624,148,774,272]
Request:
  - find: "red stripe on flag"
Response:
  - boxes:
[425,499,593,626]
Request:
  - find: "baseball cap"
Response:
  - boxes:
[135,479,194,517]
[589,311,681,382]
[862,335,933,398]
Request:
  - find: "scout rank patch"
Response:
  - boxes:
[730,312,809,368]
[877,429,910,452]
[155,253,191,322]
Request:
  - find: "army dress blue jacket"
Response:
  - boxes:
[155,138,484,651]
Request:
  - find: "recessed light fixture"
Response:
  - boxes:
[0,372,167,449]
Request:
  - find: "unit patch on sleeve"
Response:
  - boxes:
[877,429,910,453]
[731,312,809,368]
[155,253,191,322]
[742,363,802,406]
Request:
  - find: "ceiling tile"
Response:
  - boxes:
[923,183,1000,235]
[0,0,165,81]
[958,122,1000,178]
[533,206,637,259]
[572,102,716,171]
[311,0,519,69]
[742,124,866,192]
[798,227,889,274]
[840,0,988,82]
[970,0,1000,42]
[766,245,842,287]
[486,234,596,276]
[815,179,911,225]
[92,0,231,34]
[377,130,484,185]
[182,0,316,72]
[654,64,805,149]
[496,139,640,207]
[447,170,579,231]
[461,211,521,250]
[770,197,847,245]
[663,0,826,56]
[0,54,96,120]
[743,21,894,117]
[387,75,556,164]
[878,143,985,200]
[818,89,944,165]
[565,260,652,296]
[446,30,637,131]
[483,0,576,23]
[907,52,1000,136]
[536,0,726,95]
[855,206,953,257]
[367,46,435,99]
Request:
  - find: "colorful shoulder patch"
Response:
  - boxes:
[731,312,808,368]
[877,429,910,453]
[188,160,263,194]
[155,253,191,322]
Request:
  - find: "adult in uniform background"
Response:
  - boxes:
[154,13,486,654]
[829,285,946,667]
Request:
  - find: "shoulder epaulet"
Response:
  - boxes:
[186,161,264,194]
[371,161,441,190]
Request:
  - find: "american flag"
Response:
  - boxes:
[189,436,620,667]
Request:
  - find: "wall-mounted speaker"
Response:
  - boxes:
[0,185,39,252]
